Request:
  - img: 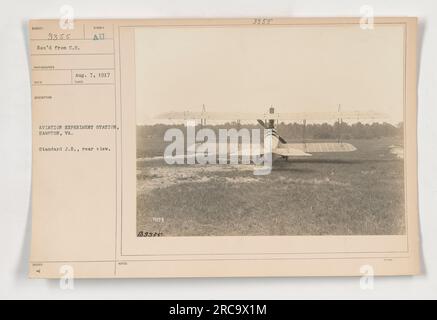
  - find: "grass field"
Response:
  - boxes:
[136,136,405,236]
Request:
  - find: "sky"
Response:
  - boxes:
[135,24,405,125]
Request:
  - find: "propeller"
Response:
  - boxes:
[257,119,267,128]
[257,120,287,144]
[278,135,287,144]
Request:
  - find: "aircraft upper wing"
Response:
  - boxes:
[156,110,388,121]
[274,111,388,121]
[156,111,266,121]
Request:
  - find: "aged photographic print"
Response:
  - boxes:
[28,18,418,278]
[135,24,406,237]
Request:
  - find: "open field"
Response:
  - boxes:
[136,136,405,236]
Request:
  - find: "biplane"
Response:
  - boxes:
[156,106,387,163]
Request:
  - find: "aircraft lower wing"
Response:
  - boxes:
[200,142,263,157]
[153,142,355,163]
[273,147,312,157]
[284,142,357,153]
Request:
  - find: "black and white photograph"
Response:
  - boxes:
[135,25,406,237]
